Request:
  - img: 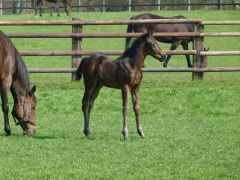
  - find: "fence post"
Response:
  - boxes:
[102,0,105,12]
[77,0,81,12]
[188,0,191,11]
[192,24,204,80]
[158,0,161,10]
[72,18,82,81]
[218,0,222,10]
[128,0,132,12]
[0,0,2,16]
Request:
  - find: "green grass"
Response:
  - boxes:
[0,11,240,179]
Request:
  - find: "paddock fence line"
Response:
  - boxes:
[0,19,240,80]
[0,1,240,15]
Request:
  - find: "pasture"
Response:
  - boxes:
[0,11,239,179]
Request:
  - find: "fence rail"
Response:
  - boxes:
[8,32,240,38]
[28,67,240,73]
[0,19,239,80]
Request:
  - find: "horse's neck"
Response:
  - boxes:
[129,43,146,68]
[11,79,28,104]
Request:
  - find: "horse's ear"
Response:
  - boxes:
[29,85,36,96]
[204,47,209,51]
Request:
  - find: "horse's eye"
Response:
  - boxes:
[32,106,35,110]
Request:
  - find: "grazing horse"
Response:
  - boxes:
[34,0,71,16]
[75,32,167,140]
[0,31,37,135]
[125,13,194,68]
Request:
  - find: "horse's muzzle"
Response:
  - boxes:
[23,128,36,135]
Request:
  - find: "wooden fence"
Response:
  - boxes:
[1,19,240,80]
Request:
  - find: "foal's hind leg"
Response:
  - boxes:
[131,87,144,138]
[181,41,193,68]
[82,81,101,137]
[163,41,181,68]
[82,87,93,137]
[0,77,12,136]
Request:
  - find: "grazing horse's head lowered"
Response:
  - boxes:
[75,32,166,140]
[0,31,37,136]
[12,86,37,135]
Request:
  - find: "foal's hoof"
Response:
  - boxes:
[122,131,129,140]
[5,129,12,136]
[163,63,167,68]
[83,129,90,137]
[137,129,145,139]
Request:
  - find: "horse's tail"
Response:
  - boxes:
[75,57,87,80]
[125,16,135,50]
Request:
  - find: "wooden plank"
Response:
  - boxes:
[8,32,201,38]
[202,21,240,25]
[27,67,240,73]
[200,51,240,56]
[0,20,239,26]
[203,32,240,36]
[20,50,197,56]
[8,32,240,39]
[0,19,202,26]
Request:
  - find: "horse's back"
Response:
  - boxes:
[131,13,193,43]
[81,54,120,88]
[0,31,15,78]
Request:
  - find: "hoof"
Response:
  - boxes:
[137,129,145,139]
[83,129,90,137]
[5,129,12,136]
[122,130,129,140]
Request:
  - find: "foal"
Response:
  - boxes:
[75,32,166,139]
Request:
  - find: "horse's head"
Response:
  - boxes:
[144,31,167,62]
[202,47,209,68]
[63,0,72,16]
[12,85,37,135]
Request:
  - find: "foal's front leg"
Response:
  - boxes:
[131,87,144,138]
[121,87,129,140]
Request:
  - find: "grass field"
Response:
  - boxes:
[0,11,239,179]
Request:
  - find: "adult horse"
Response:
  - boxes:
[125,13,194,68]
[75,31,166,140]
[34,0,71,16]
[0,31,37,136]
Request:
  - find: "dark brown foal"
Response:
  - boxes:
[76,32,166,140]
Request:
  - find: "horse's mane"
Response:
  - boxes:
[14,47,30,90]
[120,33,148,59]
[0,31,30,91]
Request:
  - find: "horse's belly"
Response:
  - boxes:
[99,62,120,89]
